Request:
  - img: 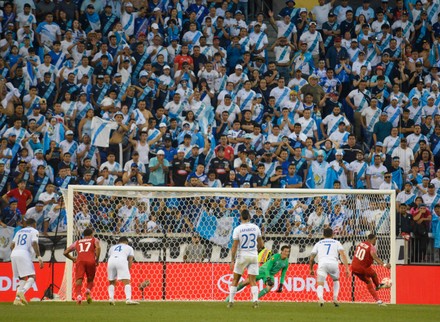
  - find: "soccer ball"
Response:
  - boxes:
[258,248,272,264]
[381,277,392,288]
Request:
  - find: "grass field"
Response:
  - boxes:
[1,302,439,322]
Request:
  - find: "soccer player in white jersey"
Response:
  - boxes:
[10,218,44,306]
[107,237,138,305]
[228,209,264,308]
[309,227,349,307]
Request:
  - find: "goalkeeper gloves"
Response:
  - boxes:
[277,285,283,293]
[265,277,274,287]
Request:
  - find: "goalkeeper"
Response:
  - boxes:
[226,246,290,301]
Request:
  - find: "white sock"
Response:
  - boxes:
[317,285,324,301]
[333,281,340,301]
[108,285,115,300]
[16,280,26,298]
[251,286,259,302]
[229,286,237,303]
[124,284,132,301]
[23,277,35,293]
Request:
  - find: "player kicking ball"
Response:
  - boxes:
[10,219,44,306]
[225,246,290,302]
[228,209,265,308]
[64,228,100,305]
[351,233,390,306]
[309,227,349,307]
[107,237,139,305]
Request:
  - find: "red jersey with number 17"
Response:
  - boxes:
[352,241,375,269]
[67,237,100,263]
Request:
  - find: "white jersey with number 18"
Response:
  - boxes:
[232,222,261,257]
[311,238,344,265]
[11,227,39,254]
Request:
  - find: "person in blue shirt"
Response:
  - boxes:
[285,163,303,188]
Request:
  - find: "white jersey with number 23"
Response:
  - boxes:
[232,222,262,257]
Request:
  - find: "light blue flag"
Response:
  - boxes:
[392,169,403,190]
[324,167,338,189]
[306,166,315,188]
[195,210,239,248]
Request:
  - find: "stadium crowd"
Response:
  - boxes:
[0,0,439,261]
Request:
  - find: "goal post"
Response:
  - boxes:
[61,186,396,303]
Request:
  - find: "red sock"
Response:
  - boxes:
[372,275,380,288]
[86,282,94,292]
[367,283,379,301]
[75,284,82,298]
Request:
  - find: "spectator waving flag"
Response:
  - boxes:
[26,60,37,87]
[91,117,119,148]
[195,210,239,248]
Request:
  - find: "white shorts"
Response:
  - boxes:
[317,262,339,282]
[234,255,258,276]
[107,260,130,281]
[11,252,35,279]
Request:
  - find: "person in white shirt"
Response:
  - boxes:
[309,227,349,306]
[379,172,400,191]
[10,219,44,306]
[228,209,264,308]
[107,237,138,305]
[299,21,324,66]
[311,0,336,30]
[366,154,388,189]
[391,138,414,174]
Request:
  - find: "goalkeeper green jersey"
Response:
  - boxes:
[259,253,289,284]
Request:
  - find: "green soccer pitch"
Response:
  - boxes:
[2,302,440,322]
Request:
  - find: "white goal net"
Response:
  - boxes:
[60,186,396,304]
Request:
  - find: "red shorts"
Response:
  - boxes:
[75,261,96,281]
[351,265,377,283]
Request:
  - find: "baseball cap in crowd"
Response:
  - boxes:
[151,23,159,29]
[9,197,18,205]
[317,150,326,157]
[97,75,104,79]
[309,21,317,26]
[157,150,165,155]
[375,142,383,147]
[159,123,167,128]
[153,7,161,12]
[66,130,74,135]
[177,149,185,153]
[35,149,43,154]
[114,72,122,78]
[131,163,138,168]
[139,71,148,78]
[114,111,124,117]
[125,2,133,7]
[244,134,252,139]
[235,64,243,70]
[163,65,170,70]
[335,150,344,156]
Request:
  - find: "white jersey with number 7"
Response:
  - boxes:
[311,238,344,265]
[232,222,262,257]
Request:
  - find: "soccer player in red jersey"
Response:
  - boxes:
[351,233,390,306]
[64,228,101,304]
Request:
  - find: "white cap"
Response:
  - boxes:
[66,130,74,135]
[139,70,148,78]
[235,64,243,70]
[335,149,344,156]
[163,65,170,69]
[157,150,165,155]
[177,149,185,153]
[153,7,161,12]
[391,96,398,101]
[125,2,133,7]
[432,81,439,86]
[151,23,159,29]
[159,122,167,128]
[412,95,420,100]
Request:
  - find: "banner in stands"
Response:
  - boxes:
[0,264,437,304]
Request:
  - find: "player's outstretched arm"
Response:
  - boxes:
[32,241,44,269]
[371,250,391,269]
[338,249,350,277]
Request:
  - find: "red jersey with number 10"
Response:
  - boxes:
[352,241,375,269]
[68,237,99,263]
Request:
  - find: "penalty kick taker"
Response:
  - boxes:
[226,246,290,301]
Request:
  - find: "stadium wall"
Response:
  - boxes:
[0,263,437,304]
